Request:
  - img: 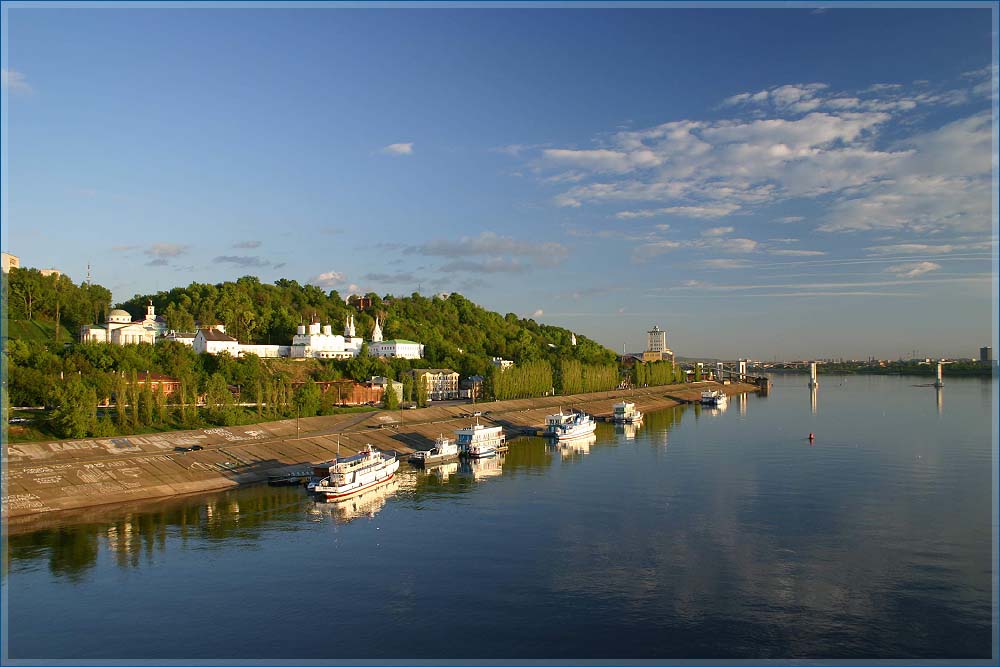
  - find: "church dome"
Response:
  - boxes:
[108,309,132,323]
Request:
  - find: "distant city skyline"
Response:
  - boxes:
[2,4,996,359]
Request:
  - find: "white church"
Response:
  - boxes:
[80,301,168,345]
[81,305,425,361]
[290,314,366,359]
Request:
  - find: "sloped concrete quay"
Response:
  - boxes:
[3,381,757,522]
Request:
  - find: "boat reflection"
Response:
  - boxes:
[705,399,729,416]
[554,432,597,457]
[425,460,460,482]
[458,453,504,480]
[307,476,400,524]
[614,421,641,441]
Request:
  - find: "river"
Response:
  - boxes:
[5,374,996,659]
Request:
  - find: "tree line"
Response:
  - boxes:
[4,272,700,440]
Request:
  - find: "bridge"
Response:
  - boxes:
[680,360,772,395]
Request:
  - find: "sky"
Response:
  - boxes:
[2,4,997,360]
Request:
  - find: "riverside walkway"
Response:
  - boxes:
[3,381,757,525]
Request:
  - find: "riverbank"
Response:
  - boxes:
[3,381,757,525]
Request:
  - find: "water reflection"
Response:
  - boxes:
[7,486,306,578]
[738,392,748,416]
[615,421,641,441]
[550,433,598,459]
[307,477,400,524]
[459,454,504,480]
[935,386,943,416]
[810,384,818,415]
[426,461,459,482]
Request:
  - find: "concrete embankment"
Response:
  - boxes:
[3,381,756,525]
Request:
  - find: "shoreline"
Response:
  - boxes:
[3,381,758,527]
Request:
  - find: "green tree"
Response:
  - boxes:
[416,375,429,407]
[51,376,97,438]
[204,373,238,425]
[293,378,322,418]
[383,380,399,409]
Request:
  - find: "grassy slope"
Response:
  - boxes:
[6,319,76,344]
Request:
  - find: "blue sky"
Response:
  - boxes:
[2,5,996,359]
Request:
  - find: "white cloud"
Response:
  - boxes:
[381,143,414,155]
[703,259,755,269]
[406,231,568,262]
[616,203,740,220]
[145,243,189,259]
[884,261,941,278]
[702,226,735,237]
[865,243,957,255]
[768,249,826,256]
[532,309,544,317]
[439,258,526,274]
[523,77,989,245]
[1,68,31,94]
[309,271,348,288]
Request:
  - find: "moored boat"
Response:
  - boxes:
[408,434,460,466]
[307,444,399,500]
[612,401,643,424]
[456,418,506,458]
[545,410,597,441]
[700,389,728,406]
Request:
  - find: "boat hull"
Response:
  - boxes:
[309,459,400,499]
[409,452,460,466]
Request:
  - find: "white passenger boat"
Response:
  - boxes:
[307,444,400,500]
[612,401,643,424]
[456,419,506,458]
[408,434,460,466]
[700,389,728,406]
[545,410,597,441]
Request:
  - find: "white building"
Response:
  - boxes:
[491,357,514,371]
[1,253,19,273]
[193,327,240,356]
[290,316,365,359]
[161,332,196,347]
[647,325,667,354]
[80,302,168,345]
[369,339,424,360]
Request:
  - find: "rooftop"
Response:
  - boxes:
[198,328,238,342]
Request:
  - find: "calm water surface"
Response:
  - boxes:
[6,375,996,659]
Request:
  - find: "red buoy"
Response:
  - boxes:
[808,432,815,441]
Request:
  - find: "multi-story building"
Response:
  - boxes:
[1,252,19,273]
[193,327,240,356]
[369,339,425,359]
[642,325,674,363]
[460,375,486,400]
[407,368,460,401]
